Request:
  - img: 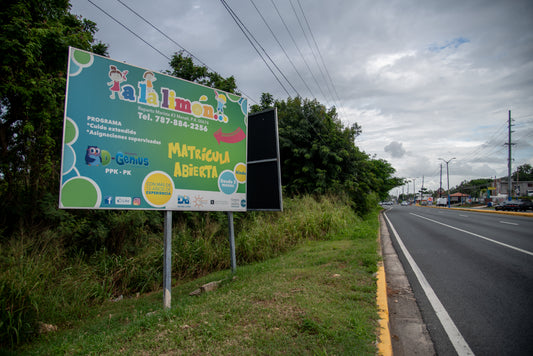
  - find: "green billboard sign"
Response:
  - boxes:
[60,48,248,211]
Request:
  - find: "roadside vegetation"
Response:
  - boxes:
[1,0,402,352]
[2,195,381,354]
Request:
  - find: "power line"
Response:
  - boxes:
[296,0,347,119]
[219,0,294,97]
[115,0,206,69]
[220,1,335,146]
[114,0,255,102]
[269,0,327,104]
[88,0,171,61]
[88,0,257,103]
[512,114,533,120]
[288,0,334,106]
[460,121,508,163]
[249,0,315,99]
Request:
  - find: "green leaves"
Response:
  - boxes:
[0,0,107,228]
[168,51,238,94]
[251,93,401,213]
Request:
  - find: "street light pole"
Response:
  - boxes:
[439,157,456,208]
[412,177,419,204]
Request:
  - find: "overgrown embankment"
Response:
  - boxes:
[1,195,380,352]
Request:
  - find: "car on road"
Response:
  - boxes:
[401,201,409,206]
[495,200,522,211]
[518,199,533,211]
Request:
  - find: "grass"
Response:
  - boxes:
[19,238,379,355]
[1,195,381,354]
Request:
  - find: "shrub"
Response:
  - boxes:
[0,277,38,348]
[0,194,377,350]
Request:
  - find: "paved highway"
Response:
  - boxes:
[383,205,533,356]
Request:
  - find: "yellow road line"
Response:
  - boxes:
[377,261,392,355]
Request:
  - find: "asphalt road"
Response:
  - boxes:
[383,206,533,356]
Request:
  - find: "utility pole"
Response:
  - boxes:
[439,157,456,208]
[412,178,416,204]
[505,110,515,200]
[439,163,443,198]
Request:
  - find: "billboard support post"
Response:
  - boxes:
[163,210,172,309]
[227,212,236,273]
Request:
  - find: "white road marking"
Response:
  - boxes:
[499,220,518,226]
[411,213,533,257]
[383,213,474,356]
[459,214,469,217]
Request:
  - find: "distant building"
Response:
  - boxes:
[449,192,470,204]
[494,179,533,197]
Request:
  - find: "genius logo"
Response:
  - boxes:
[116,152,149,167]
[84,147,148,167]
[85,145,111,166]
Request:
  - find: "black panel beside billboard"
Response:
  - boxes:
[246,108,283,211]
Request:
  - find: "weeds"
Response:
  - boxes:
[0,194,379,350]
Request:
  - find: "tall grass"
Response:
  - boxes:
[0,194,377,350]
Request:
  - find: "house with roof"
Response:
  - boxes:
[449,192,470,204]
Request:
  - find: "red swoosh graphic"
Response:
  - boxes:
[214,127,245,144]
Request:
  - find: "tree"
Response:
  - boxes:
[0,0,107,228]
[167,51,238,93]
[250,92,274,112]
[251,93,401,213]
[452,178,492,197]
[366,158,404,200]
[170,50,405,214]
[515,164,533,181]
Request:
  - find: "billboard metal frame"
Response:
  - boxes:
[246,108,283,211]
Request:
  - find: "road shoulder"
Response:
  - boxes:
[379,212,436,355]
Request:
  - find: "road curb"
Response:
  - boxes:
[377,212,393,355]
[379,211,436,355]
[376,259,392,356]
[426,205,533,217]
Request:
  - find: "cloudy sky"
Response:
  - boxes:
[70,0,533,193]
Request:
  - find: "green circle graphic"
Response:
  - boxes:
[64,118,77,144]
[61,178,100,207]
[228,93,241,102]
[73,50,92,65]
[101,150,111,165]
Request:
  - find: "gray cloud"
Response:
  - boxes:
[384,141,407,158]
[71,0,533,189]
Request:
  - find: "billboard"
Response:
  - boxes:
[60,48,248,211]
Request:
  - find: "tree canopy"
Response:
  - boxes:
[168,56,404,213]
[515,163,533,181]
[167,51,238,94]
[0,0,107,226]
[251,94,403,213]
[0,0,404,225]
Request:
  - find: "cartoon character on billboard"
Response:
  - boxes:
[143,71,157,90]
[107,65,128,99]
[215,91,227,114]
[85,145,102,166]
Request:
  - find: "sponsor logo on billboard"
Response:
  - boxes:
[178,195,190,205]
[192,195,209,208]
[85,145,149,168]
[115,196,132,205]
[85,146,112,166]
